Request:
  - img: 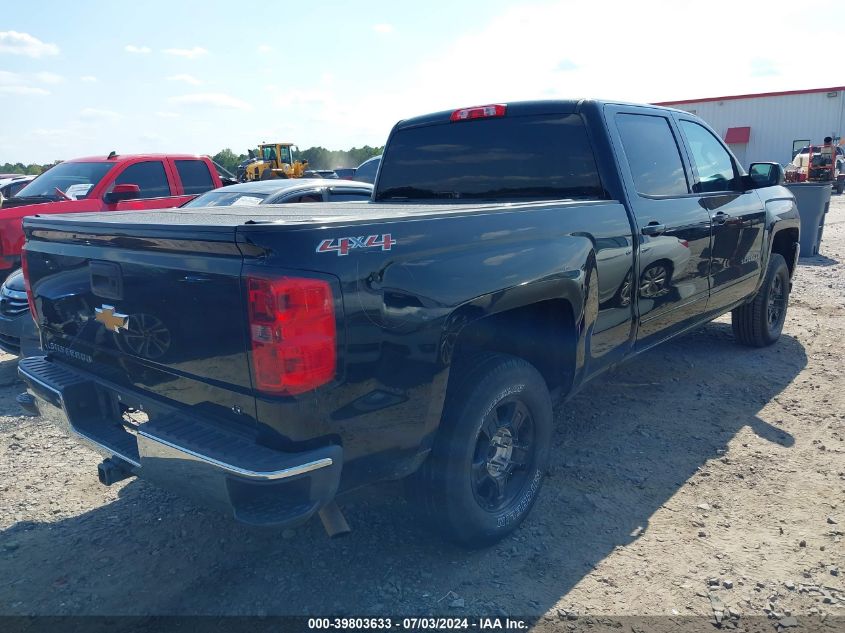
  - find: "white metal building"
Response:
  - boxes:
[655,86,845,168]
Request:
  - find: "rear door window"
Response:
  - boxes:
[376,114,604,201]
[113,161,171,199]
[616,114,689,196]
[175,160,216,195]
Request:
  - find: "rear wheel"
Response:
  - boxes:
[406,353,552,547]
[731,253,790,347]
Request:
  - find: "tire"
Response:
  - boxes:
[406,353,553,547]
[837,180,844,195]
[731,253,790,347]
[113,312,172,361]
[614,269,633,308]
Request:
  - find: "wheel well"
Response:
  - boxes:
[641,258,674,276]
[771,228,799,276]
[452,299,576,391]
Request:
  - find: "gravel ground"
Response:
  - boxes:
[1,196,844,629]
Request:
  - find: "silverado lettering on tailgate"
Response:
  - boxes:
[46,341,93,364]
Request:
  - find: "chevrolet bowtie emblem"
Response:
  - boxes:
[95,305,129,333]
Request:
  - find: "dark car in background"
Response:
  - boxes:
[0,268,38,357]
[333,168,356,180]
[182,177,372,207]
[352,155,381,184]
[0,175,36,201]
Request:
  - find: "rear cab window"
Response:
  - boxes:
[375,113,604,202]
[175,159,216,195]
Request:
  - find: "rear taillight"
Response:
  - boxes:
[20,246,37,320]
[450,104,507,122]
[246,276,336,396]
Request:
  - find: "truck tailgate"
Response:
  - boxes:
[23,220,257,427]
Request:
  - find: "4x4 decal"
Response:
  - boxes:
[316,234,396,256]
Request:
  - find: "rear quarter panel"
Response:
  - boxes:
[238,200,634,488]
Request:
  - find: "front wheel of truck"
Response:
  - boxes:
[731,252,790,347]
[407,353,552,548]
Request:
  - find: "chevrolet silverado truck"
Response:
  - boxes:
[18,100,799,547]
[0,153,232,272]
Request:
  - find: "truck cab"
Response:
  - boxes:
[17,100,800,547]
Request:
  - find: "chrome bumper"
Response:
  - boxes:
[18,356,342,526]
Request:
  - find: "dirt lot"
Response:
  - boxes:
[1,196,844,629]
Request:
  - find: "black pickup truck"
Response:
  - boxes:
[19,100,799,547]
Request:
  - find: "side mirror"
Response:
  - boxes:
[104,183,141,204]
[745,162,784,189]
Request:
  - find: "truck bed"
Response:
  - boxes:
[27,199,611,231]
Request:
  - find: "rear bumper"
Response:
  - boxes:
[18,356,342,527]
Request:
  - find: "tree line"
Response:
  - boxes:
[212,145,383,174]
[0,162,57,176]
[1,145,383,177]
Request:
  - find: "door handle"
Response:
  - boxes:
[713,211,730,225]
[641,222,665,236]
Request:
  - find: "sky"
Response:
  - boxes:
[1,0,843,164]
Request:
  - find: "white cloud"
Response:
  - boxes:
[359,0,827,115]
[0,85,49,95]
[0,70,50,95]
[31,127,74,137]
[167,73,202,86]
[372,24,394,34]
[750,58,780,78]
[163,46,208,59]
[80,108,121,121]
[139,132,166,143]
[257,44,273,53]
[0,31,59,57]
[124,44,152,54]
[35,71,64,84]
[270,87,333,109]
[81,75,97,82]
[169,92,251,110]
[155,111,180,118]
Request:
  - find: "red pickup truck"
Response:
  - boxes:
[0,153,228,271]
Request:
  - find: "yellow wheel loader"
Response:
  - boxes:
[240,143,309,182]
